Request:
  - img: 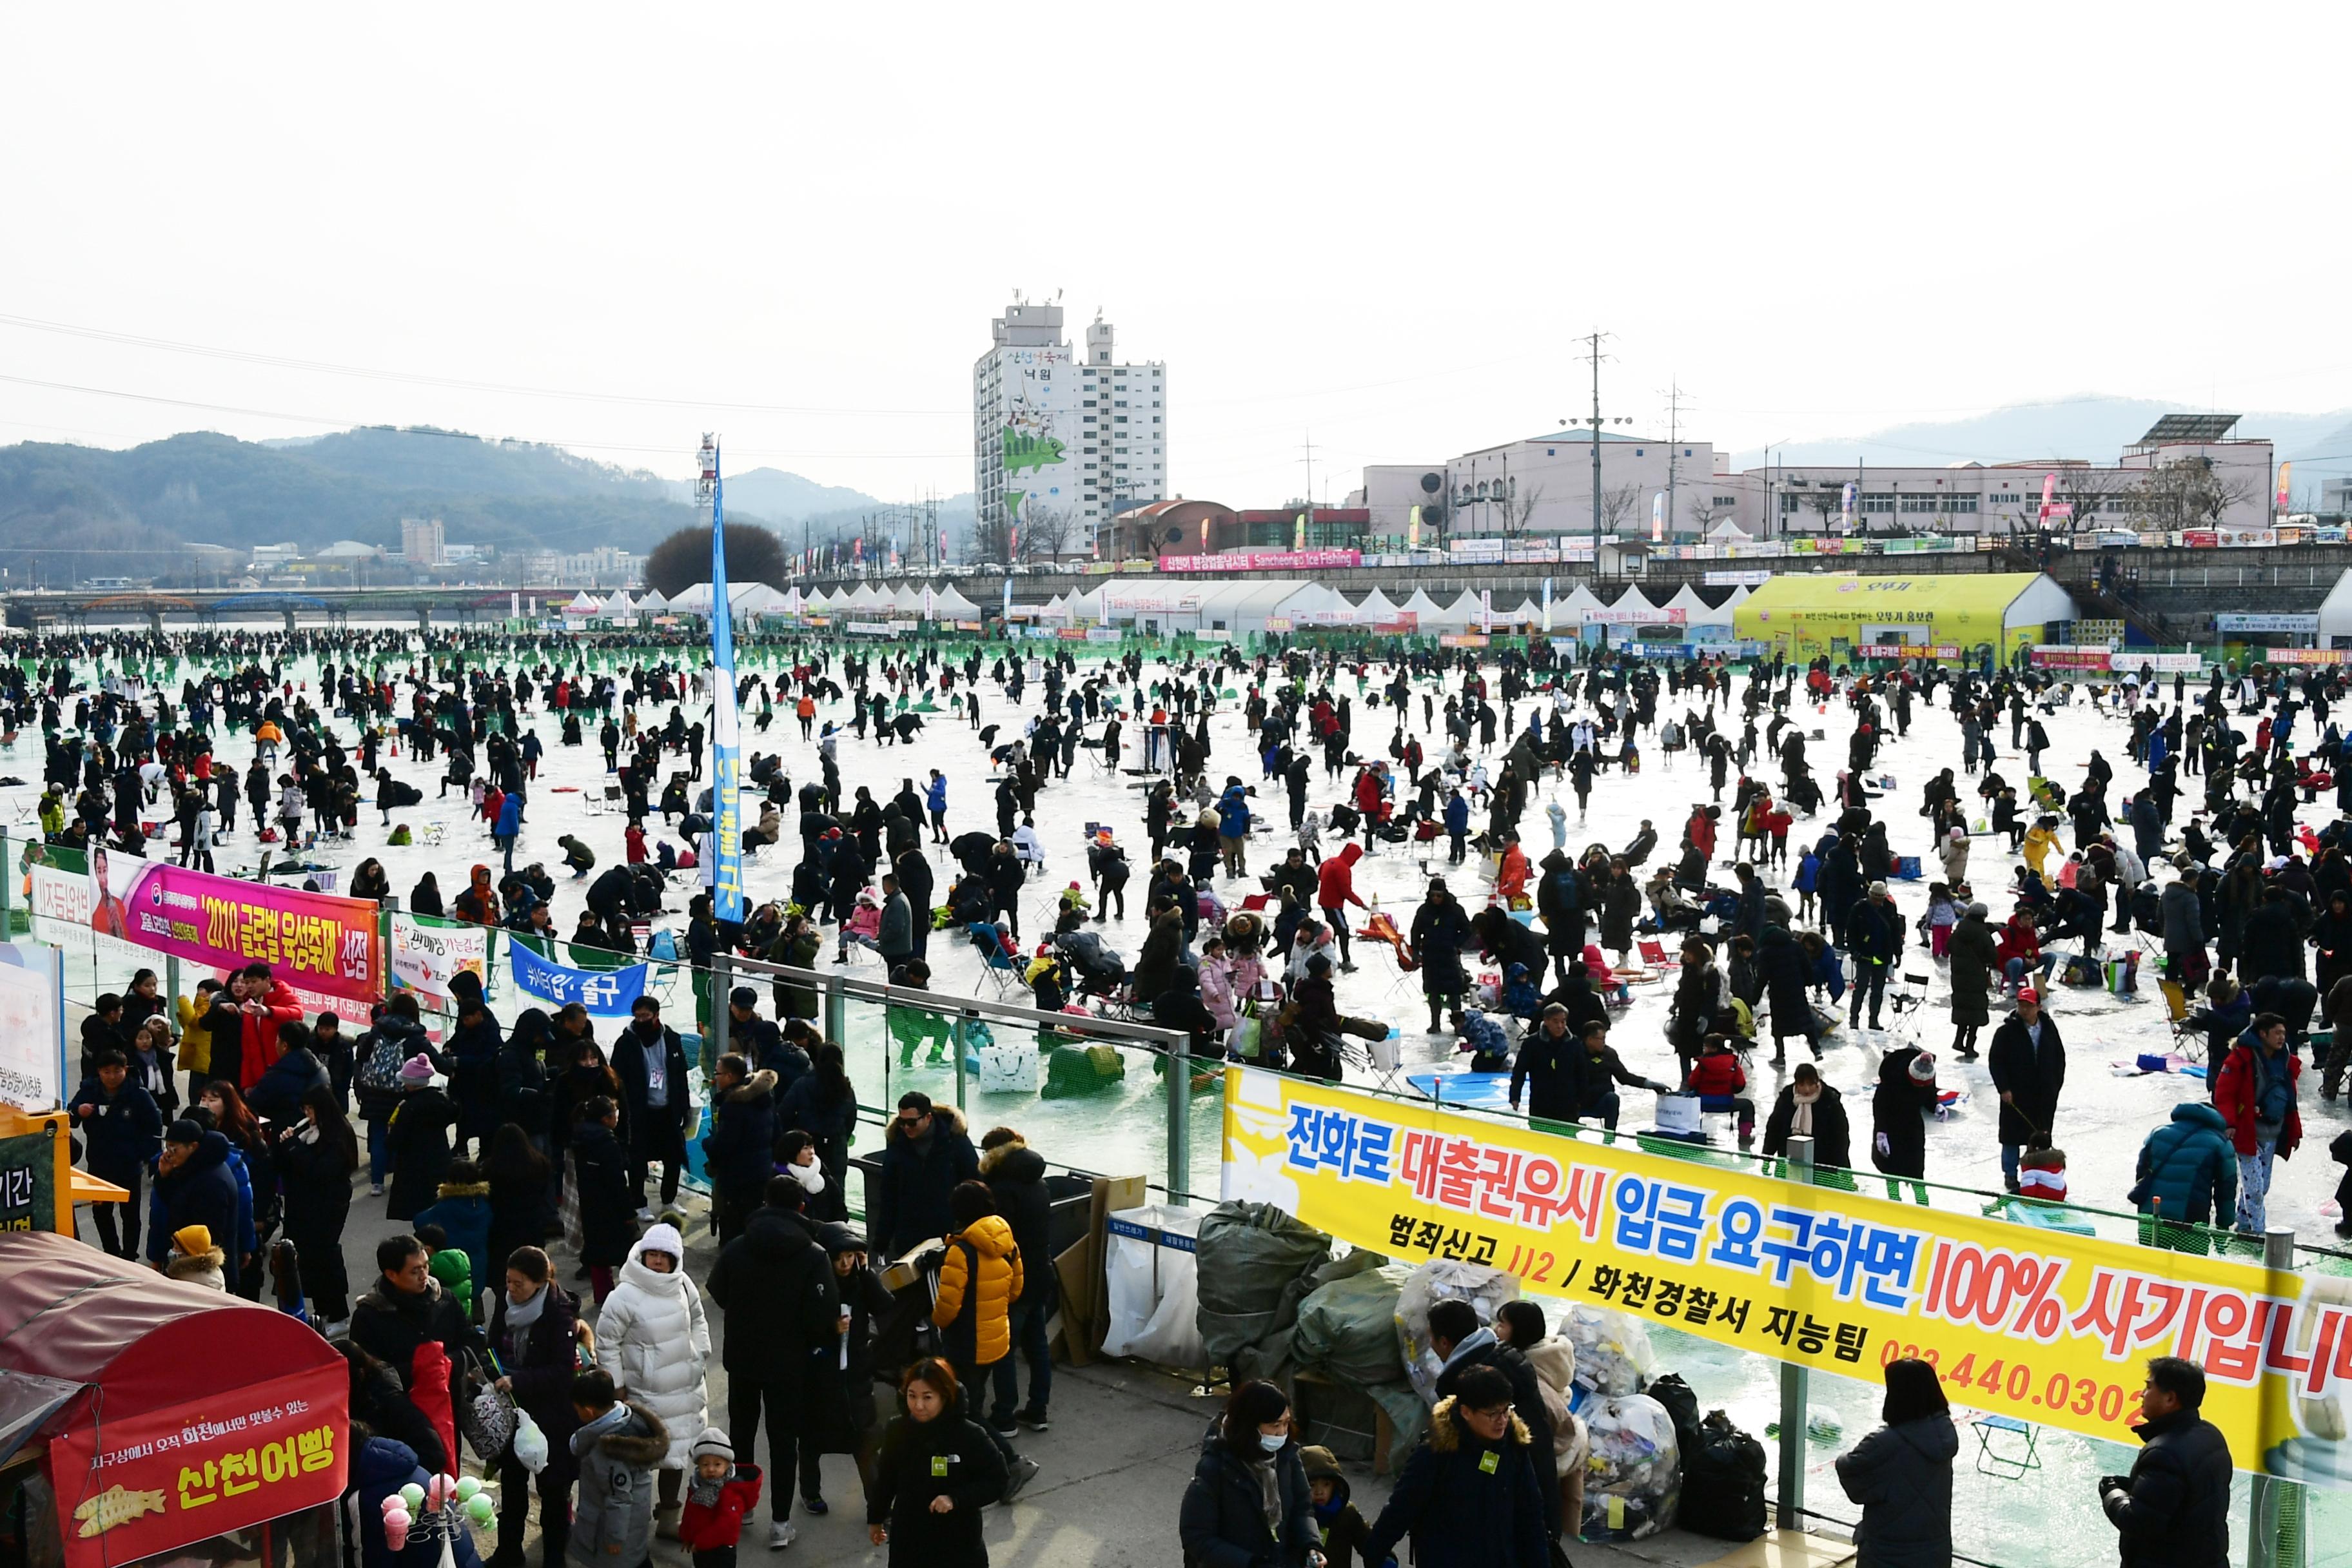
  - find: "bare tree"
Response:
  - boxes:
[1687,495,1723,533]
[2129,458,2259,533]
[1598,483,1644,536]
[1808,484,1843,534]
[2048,464,2123,532]
[1507,482,1545,540]
[1017,504,1078,564]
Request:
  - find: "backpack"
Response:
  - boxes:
[358,1032,407,1095]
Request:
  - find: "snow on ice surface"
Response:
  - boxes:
[10,631,2347,1251]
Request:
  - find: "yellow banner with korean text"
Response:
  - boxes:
[1222,1068,2352,1484]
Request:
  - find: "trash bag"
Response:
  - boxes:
[1194,1202,1333,1382]
[1293,1261,1414,1388]
[1395,1260,1520,1406]
[1581,1392,1680,1541]
[1040,1043,1124,1099]
[1563,1305,1657,1398]
[1677,1411,1767,1542]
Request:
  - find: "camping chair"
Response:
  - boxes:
[967,923,1024,999]
[1637,938,1680,972]
[1972,1413,2042,1480]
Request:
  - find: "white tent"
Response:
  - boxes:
[667,583,715,614]
[1553,584,1611,627]
[2320,570,2352,647]
[1397,588,1447,623]
[597,590,636,620]
[733,583,790,615]
[932,584,982,620]
[562,591,601,615]
[1353,588,1400,619]
[633,588,671,614]
[1706,518,1754,542]
[890,584,926,614]
[848,583,885,608]
[1068,586,1106,620]
[1663,583,1729,627]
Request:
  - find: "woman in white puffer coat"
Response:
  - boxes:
[591,1222,710,1527]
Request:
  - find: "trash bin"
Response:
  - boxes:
[1099,1204,1204,1367]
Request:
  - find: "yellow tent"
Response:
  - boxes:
[1732,571,2075,662]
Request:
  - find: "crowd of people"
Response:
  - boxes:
[21,618,2338,1567]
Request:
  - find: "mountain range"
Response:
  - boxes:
[1728,397,2352,505]
[0,425,974,586]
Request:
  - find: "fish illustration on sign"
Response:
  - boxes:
[74,1485,168,1537]
[1001,429,1066,476]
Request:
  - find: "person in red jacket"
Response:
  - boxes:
[1687,805,1716,863]
[1351,763,1390,852]
[1685,1034,1756,1148]
[2213,1012,2302,1233]
[231,962,304,1092]
[1317,843,1368,972]
[678,1427,762,1568]
[1495,833,1531,906]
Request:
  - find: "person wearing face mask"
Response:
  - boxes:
[485,1246,583,1568]
[1178,1380,1324,1568]
[1364,1364,1550,1568]
[612,996,693,1219]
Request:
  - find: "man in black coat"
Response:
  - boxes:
[867,1092,980,1259]
[1426,1298,1558,1537]
[707,1179,839,1544]
[610,995,693,1214]
[2099,1356,2232,1568]
[349,1234,484,1435]
[980,1129,1057,1429]
[1842,880,1904,1030]
[1988,986,2066,1195]
[147,1120,242,1291]
[1508,1004,1580,1122]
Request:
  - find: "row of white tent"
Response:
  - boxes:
[559,582,990,621]
[554,578,1741,631]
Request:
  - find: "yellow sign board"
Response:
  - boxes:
[1222,1068,2345,1482]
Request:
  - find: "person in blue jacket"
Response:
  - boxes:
[1217,779,1253,879]
[1444,790,1471,865]
[494,789,524,874]
[70,1049,162,1259]
[925,770,949,844]
[2133,1102,2239,1252]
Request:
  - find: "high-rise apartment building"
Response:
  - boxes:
[974,299,1164,556]
[400,516,446,565]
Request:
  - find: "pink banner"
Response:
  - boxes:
[1157,549,1362,573]
[92,848,386,1003]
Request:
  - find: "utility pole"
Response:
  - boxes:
[1302,429,1317,538]
[1663,381,1685,540]
[1579,331,1627,563]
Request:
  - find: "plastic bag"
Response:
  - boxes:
[1581,1392,1680,1540]
[1563,1305,1657,1397]
[1395,1260,1520,1406]
[1293,1262,1413,1388]
[1195,1202,1333,1380]
[1101,1204,1205,1367]
[510,1411,549,1476]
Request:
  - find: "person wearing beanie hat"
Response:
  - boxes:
[166,1223,226,1290]
[1872,1046,1940,1202]
[593,1222,711,1531]
[678,1427,761,1568]
[1843,879,1904,1032]
[2017,1146,2069,1202]
[1298,1444,1377,1567]
[384,1052,458,1223]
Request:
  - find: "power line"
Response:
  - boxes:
[0,313,964,418]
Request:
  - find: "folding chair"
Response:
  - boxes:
[1637,938,1680,972]
[967,923,1024,999]
[1972,1414,2041,1480]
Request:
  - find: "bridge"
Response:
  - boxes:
[3,585,564,632]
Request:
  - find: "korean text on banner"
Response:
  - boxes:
[1222,1068,2338,1484]
[707,446,745,924]
[72,847,384,1004]
[508,942,648,1017]
[47,1358,348,1568]
[387,914,490,1001]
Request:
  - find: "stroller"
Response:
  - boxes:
[1054,928,1127,998]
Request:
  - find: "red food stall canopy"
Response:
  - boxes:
[0,1231,348,1568]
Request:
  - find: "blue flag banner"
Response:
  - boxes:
[509,942,650,1017]
[708,443,746,923]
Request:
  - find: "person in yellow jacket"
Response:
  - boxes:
[175,977,224,1110]
[929,1181,1038,1490]
[2021,817,2061,879]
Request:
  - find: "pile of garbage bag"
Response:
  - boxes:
[1194,1202,1333,1382]
[1393,1260,1521,1405]
[1580,1392,1680,1541]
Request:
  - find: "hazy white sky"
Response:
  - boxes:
[5,4,2347,504]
